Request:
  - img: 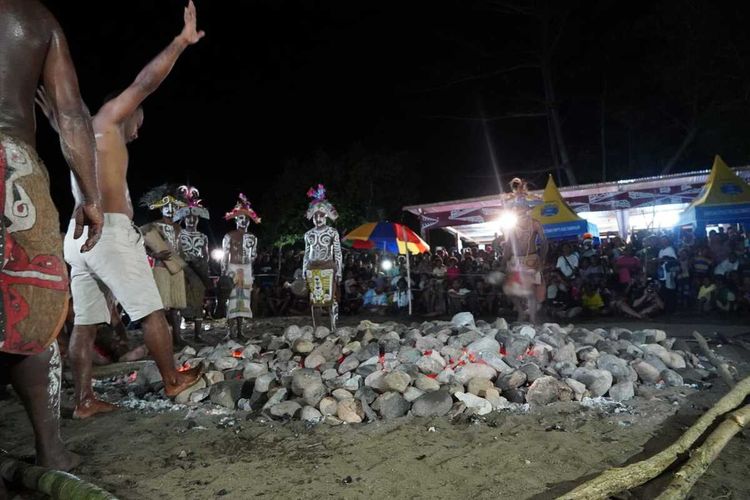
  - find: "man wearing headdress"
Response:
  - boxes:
[174,185,210,339]
[222,194,260,337]
[303,185,343,330]
[502,178,548,323]
[140,185,188,346]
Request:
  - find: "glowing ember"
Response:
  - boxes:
[231,348,244,359]
[177,362,191,372]
[499,346,507,357]
[127,371,137,383]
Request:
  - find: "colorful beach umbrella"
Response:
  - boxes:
[343,222,429,255]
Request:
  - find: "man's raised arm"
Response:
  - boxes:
[42,20,102,252]
[96,0,205,124]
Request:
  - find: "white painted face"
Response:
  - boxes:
[313,211,327,228]
[161,202,175,219]
[235,214,249,230]
[185,214,198,231]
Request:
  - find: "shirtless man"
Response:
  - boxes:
[40,1,204,419]
[502,178,548,323]
[0,0,103,472]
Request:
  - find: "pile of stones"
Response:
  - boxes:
[131,312,707,424]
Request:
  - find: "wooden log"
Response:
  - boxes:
[557,376,750,500]
[692,331,735,388]
[91,360,155,379]
[656,404,750,500]
[0,456,119,499]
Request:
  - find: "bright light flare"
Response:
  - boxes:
[381,259,393,271]
[497,212,518,231]
[210,249,225,262]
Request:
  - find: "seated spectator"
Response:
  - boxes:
[389,278,412,316]
[545,271,581,319]
[447,278,477,315]
[714,253,739,276]
[697,275,717,312]
[627,278,664,318]
[363,282,388,314]
[581,282,609,316]
[715,275,737,313]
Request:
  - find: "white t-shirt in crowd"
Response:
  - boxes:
[714,259,739,276]
[658,246,677,260]
[556,254,579,278]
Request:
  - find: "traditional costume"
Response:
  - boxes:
[174,185,210,322]
[502,178,546,303]
[0,133,68,355]
[139,185,187,310]
[303,184,342,330]
[222,194,259,320]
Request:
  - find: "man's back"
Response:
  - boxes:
[0,0,57,146]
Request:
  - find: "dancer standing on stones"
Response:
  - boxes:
[502,178,548,324]
[175,185,210,339]
[0,0,103,472]
[303,185,342,330]
[140,184,188,346]
[47,0,205,419]
[222,194,259,337]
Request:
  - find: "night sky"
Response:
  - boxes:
[36,0,750,245]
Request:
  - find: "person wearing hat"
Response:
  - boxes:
[175,185,211,339]
[302,184,343,330]
[501,178,548,323]
[140,184,188,346]
[221,194,260,337]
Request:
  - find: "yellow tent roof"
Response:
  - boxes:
[689,155,750,208]
[531,175,583,224]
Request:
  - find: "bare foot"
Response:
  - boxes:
[164,366,202,398]
[118,344,149,362]
[38,449,81,472]
[73,398,118,419]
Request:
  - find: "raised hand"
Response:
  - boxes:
[35,86,59,133]
[179,0,205,45]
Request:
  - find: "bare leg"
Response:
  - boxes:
[528,295,538,324]
[9,343,79,470]
[193,318,202,340]
[69,324,117,419]
[140,310,201,397]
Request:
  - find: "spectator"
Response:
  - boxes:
[556,244,579,279]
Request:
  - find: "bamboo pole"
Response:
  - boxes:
[558,376,750,500]
[655,405,750,500]
[692,331,735,388]
[0,456,119,499]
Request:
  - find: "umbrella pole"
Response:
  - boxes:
[407,250,412,315]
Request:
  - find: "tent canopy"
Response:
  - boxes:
[531,175,599,240]
[679,155,750,232]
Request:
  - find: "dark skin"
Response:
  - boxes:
[0,0,105,476]
[37,1,204,419]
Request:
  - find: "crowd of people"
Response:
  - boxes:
[230,225,750,323]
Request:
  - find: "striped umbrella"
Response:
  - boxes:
[343,222,429,255]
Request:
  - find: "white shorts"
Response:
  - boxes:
[64,213,163,325]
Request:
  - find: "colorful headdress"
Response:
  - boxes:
[174,185,210,221]
[305,184,338,220]
[224,193,261,223]
[139,183,187,210]
[502,177,539,210]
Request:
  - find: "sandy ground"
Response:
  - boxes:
[1,315,749,499]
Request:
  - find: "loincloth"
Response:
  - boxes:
[503,254,544,299]
[226,262,253,319]
[305,260,340,306]
[0,133,68,355]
